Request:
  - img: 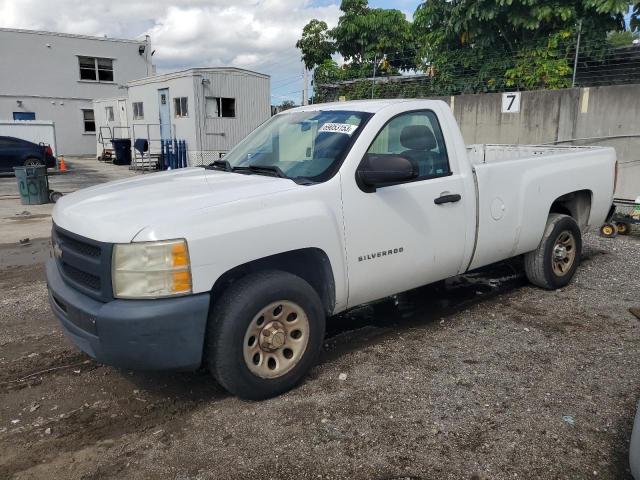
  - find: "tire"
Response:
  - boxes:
[599,223,618,238]
[524,213,582,290]
[207,270,326,400]
[24,157,43,167]
[615,222,631,236]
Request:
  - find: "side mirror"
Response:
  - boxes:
[357,154,416,192]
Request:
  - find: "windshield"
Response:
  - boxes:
[211,110,372,183]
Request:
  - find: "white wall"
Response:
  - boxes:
[128,75,198,153]
[0,28,152,155]
[0,96,96,155]
[0,120,57,155]
[93,97,129,155]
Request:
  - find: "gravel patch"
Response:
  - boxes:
[0,232,638,479]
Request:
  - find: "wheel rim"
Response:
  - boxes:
[617,223,627,233]
[25,159,41,167]
[243,301,310,379]
[602,225,614,236]
[552,230,576,276]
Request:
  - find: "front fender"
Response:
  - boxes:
[133,179,348,311]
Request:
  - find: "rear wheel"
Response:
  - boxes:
[524,214,582,290]
[207,270,325,400]
[615,222,631,235]
[24,157,43,167]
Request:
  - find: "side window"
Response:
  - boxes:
[174,97,188,118]
[82,109,96,133]
[367,110,450,180]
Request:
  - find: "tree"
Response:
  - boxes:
[297,0,416,79]
[278,100,297,111]
[330,0,416,71]
[412,0,633,91]
[607,29,640,47]
[296,20,335,71]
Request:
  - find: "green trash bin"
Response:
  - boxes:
[13,166,50,205]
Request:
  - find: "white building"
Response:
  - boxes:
[0,28,153,155]
[93,68,271,166]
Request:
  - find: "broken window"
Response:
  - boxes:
[205,97,236,118]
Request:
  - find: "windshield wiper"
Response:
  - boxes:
[245,165,287,178]
[207,161,289,180]
[205,159,232,172]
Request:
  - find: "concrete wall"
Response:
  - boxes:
[437,85,640,199]
[0,28,152,155]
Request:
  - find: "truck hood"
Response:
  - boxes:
[52,167,301,243]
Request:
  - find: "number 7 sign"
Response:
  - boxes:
[501,92,521,113]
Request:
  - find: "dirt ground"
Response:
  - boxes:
[1,231,639,480]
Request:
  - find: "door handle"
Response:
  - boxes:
[434,193,461,205]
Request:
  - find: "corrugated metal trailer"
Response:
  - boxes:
[95,67,270,168]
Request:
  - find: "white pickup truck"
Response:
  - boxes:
[47,100,617,399]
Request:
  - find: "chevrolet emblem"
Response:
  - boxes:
[52,242,63,260]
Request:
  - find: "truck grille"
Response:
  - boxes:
[52,224,113,301]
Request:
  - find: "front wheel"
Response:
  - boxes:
[524,213,582,290]
[207,270,326,400]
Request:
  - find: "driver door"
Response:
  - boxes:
[341,110,469,308]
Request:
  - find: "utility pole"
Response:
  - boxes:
[302,66,309,106]
[572,19,583,88]
[371,54,377,99]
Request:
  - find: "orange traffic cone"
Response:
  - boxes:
[58,156,68,173]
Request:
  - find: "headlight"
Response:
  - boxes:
[112,239,192,299]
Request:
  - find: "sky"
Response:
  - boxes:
[0,0,422,104]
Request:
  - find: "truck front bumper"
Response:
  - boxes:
[46,259,210,371]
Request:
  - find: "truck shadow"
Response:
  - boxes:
[322,258,527,362]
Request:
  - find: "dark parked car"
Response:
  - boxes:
[0,136,57,173]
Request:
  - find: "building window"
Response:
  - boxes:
[78,56,114,82]
[206,97,236,118]
[174,97,188,118]
[13,112,36,120]
[82,109,96,133]
[132,102,144,120]
[105,106,114,122]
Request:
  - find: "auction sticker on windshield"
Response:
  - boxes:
[319,123,359,135]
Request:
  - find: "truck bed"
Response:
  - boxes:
[466,144,605,165]
[466,144,616,271]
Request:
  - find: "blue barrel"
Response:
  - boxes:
[14,166,50,205]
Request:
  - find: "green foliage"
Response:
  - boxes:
[278,100,297,111]
[330,1,416,71]
[313,59,345,85]
[607,29,640,47]
[298,0,416,74]
[505,35,573,89]
[301,0,639,102]
[295,20,335,71]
